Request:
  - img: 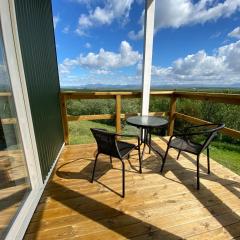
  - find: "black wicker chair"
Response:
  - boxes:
[90,128,141,197]
[160,123,225,189]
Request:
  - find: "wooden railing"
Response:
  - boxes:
[60,91,240,144]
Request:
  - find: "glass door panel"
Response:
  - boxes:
[0,26,31,239]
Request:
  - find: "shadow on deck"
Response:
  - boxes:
[24,138,240,239]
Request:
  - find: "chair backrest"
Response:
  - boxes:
[200,123,225,152]
[90,128,121,158]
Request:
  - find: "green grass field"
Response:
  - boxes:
[69,120,115,144]
[69,120,240,175]
[206,142,240,175]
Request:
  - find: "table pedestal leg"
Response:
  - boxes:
[141,128,164,163]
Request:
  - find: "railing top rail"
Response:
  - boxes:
[60,91,174,99]
[60,90,240,103]
[61,91,139,95]
[174,91,240,105]
[60,90,174,95]
[174,91,240,98]
[60,90,240,97]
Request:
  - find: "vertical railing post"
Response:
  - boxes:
[115,95,121,134]
[60,93,69,144]
[167,94,177,136]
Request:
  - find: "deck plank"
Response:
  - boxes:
[24,138,240,240]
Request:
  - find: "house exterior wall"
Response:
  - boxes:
[14,0,64,180]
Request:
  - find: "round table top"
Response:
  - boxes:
[126,116,168,128]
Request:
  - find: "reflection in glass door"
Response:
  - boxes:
[0,26,31,239]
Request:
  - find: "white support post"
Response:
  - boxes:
[141,0,155,116]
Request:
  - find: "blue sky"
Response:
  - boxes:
[52,0,240,88]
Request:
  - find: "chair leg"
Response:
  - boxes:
[207,147,210,174]
[110,155,112,164]
[197,155,200,190]
[121,160,125,198]
[91,153,99,183]
[160,145,170,173]
[177,150,181,160]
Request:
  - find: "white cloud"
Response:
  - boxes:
[60,40,240,86]
[85,42,91,48]
[128,10,145,40]
[130,0,240,40]
[218,40,240,72]
[210,31,221,39]
[94,69,111,75]
[62,26,70,34]
[75,28,88,36]
[79,41,141,69]
[58,58,79,75]
[228,26,240,39]
[53,15,60,29]
[151,40,240,86]
[76,0,134,35]
[70,0,91,3]
[59,41,142,76]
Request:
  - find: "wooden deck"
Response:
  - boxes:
[24,138,240,239]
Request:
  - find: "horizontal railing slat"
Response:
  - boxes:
[67,112,168,122]
[0,92,12,97]
[175,112,240,139]
[68,114,114,121]
[1,118,17,125]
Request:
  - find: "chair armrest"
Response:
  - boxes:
[183,123,222,131]
[168,131,207,145]
[93,128,108,132]
[173,131,208,137]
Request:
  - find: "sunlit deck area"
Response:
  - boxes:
[24,138,240,240]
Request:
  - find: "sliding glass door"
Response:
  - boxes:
[0,1,43,239]
[0,25,32,239]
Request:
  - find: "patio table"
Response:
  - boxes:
[126,116,168,170]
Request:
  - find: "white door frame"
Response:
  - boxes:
[0,1,44,239]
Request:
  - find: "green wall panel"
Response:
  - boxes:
[14,0,64,180]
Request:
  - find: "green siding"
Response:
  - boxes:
[14,0,64,180]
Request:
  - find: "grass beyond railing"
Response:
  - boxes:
[60,91,240,145]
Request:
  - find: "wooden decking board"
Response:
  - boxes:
[188,223,240,240]
[187,221,240,240]
[24,138,240,239]
[27,192,240,234]
[30,189,239,231]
